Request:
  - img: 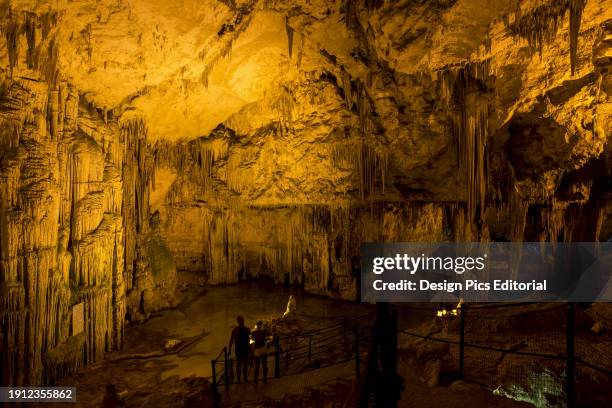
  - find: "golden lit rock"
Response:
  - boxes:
[0,1,610,402]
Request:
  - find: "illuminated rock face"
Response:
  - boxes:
[0,36,174,385]
[0,0,611,385]
[0,76,124,385]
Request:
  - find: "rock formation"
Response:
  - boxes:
[0,0,610,386]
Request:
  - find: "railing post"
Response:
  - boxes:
[459,303,466,379]
[391,308,399,405]
[223,346,229,393]
[354,323,360,378]
[285,350,289,372]
[308,334,312,363]
[211,360,218,408]
[567,303,576,408]
[274,337,281,378]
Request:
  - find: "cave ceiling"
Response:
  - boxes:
[1,0,611,205]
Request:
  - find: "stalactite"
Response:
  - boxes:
[490,154,528,243]
[41,38,60,86]
[343,0,356,29]
[446,203,473,242]
[121,118,154,294]
[533,198,604,244]
[24,12,37,70]
[220,146,253,195]
[329,137,388,199]
[40,10,57,40]
[356,80,371,137]
[0,79,64,385]
[0,9,60,82]
[47,89,59,140]
[358,80,382,199]
[0,75,129,386]
[154,133,229,197]
[164,202,448,300]
[568,0,586,75]
[4,16,20,77]
[285,16,293,58]
[539,200,569,241]
[199,2,255,88]
[274,86,294,135]
[504,0,587,75]
[438,59,493,237]
[322,71,388,200]
[509,196,528,244]
[121,118,153,233]
[340,67,352,110]
[0,118,21,151]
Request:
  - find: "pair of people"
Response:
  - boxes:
[228,316,271,383]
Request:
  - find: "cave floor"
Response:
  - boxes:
[38,272,528,407]
[42,273,377,406]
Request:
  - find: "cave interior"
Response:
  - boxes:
[0,0,611,406]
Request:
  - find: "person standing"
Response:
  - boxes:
[229,316,251,383]
[251,320,271,383]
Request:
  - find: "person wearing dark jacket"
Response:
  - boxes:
[229,316,251,383]
[251,320,271,383]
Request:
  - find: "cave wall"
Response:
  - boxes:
[0,74,127,385]
[150,0,610,295]
[161,202,449,298]
[0,76,179,386]
[0,10,176,385]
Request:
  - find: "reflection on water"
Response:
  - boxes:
[124,277,373,379]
